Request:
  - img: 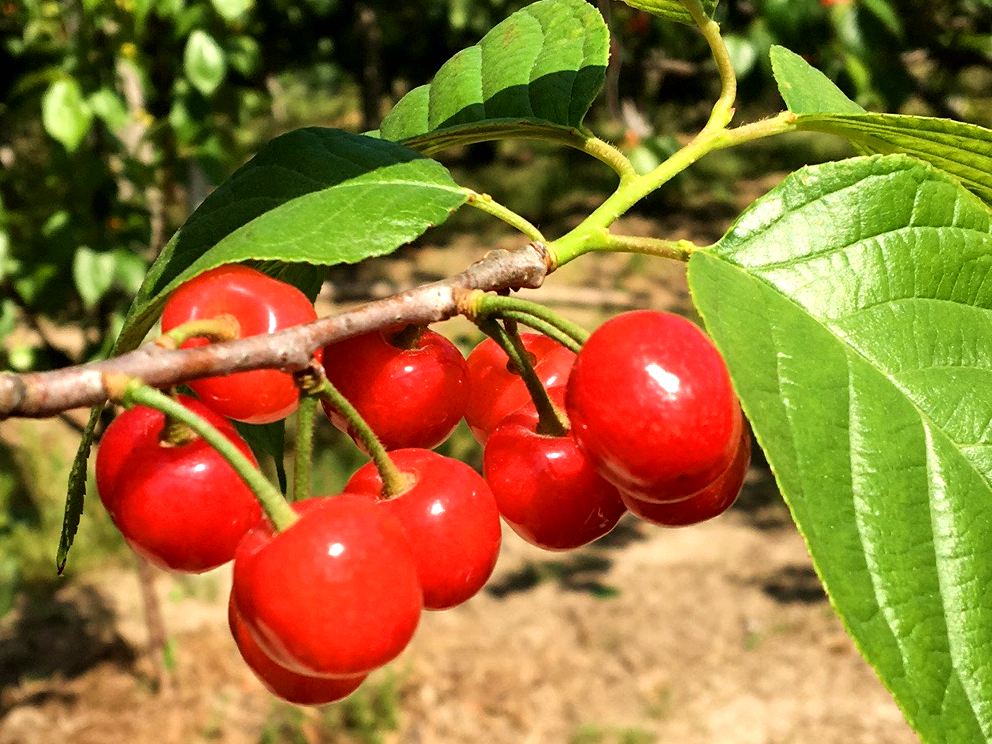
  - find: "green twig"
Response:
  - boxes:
[112,377,298,532]
[466,190,546,243]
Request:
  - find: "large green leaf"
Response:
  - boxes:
[116,127,467,353]
[688,154,992,744]
[795,113,992,209]
[379,0,608,151]
[616,0,718,27]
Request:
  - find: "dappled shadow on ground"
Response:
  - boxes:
[759,564,828,605]
[0,583,136,707]
[486,518,645,599]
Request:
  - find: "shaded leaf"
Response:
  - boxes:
[73,247,116,309]
[379,0,608,151]
[689,154,992,744]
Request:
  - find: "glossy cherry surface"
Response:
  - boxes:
[95,396,263,573]
[483,391,627,551]
[233,494,422,678]
[228,592,366,705]
[345,448,502,610]
[622,429,751,527]
[465,333,576,444]
[321,326,469,451]
[566,310,742,502]
[161,264,318,424]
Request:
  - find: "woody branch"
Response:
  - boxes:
[0,245,550,419]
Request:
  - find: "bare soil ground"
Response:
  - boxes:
[0,196,922,744]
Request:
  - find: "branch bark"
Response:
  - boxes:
[0,245,550,419]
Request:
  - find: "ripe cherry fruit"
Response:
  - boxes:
[228,592,366,705]
[483,389,627,551]
[321,326,469,451]
[233,494,422,678]
[345,448,502,610]
[465,333,576,444]
[160,264,318,425]
[566,310,742,503]
[622,430,751,527]
[95,395,263,573]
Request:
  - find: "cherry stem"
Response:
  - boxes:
[111,377,299,533]
[479,318,569,438]
[493,311,582,354]
[292,394,317,502]
[388,324,424,351]
[309,377,409,499]
[462,291,589,349]
[154,315,241,349]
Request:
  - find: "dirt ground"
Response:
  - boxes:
[0,197,922,744]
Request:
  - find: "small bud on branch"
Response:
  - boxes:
[0,245,549,419]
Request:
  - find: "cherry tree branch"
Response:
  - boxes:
[0,245,551,419]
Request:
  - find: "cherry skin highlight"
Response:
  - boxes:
[160,264,318,424]
[566,310,742,502]
[345,448,502,610]
[233,494,423,678]
[95,395,263,573]
[321,326,469,451]
[465,333,576,444]
[483,390,627,551]
[622,429,752,527]
[228,592,366,706]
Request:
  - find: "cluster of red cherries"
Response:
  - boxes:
[95,264,749,706]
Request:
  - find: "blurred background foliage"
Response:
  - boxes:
[0,0,990,609]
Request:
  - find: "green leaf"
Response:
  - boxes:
[184,29,227,96]
[616,0,717,26]
[87,87,129,132]
[234,420,287,494]
[769,45,865,115]
[210,0,253,21]
[379,0,608,151]
[688,154,992,744]
[114,127,467,353]
[59,405,104,573]
[73,247,117,309]
[42,78,94,152]
[795,113,992,209]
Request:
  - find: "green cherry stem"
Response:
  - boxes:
[495,311,582,354]
[479,318,569,438]
[110,376,298,532]
[292,394,317,502]
[154,315,241,349]
[310,377,409,499]
[461,290,590,349]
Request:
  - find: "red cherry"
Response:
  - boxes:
[465,333,576,444]
[345,449,502,610]
[566,311,742,502]
[621,430,751,527]
[233,494,422,677]
[160,265,318,424]
[228,592,366,705]
[321,326,469,451]
[483,389,627,551]
[95,396,263,573]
